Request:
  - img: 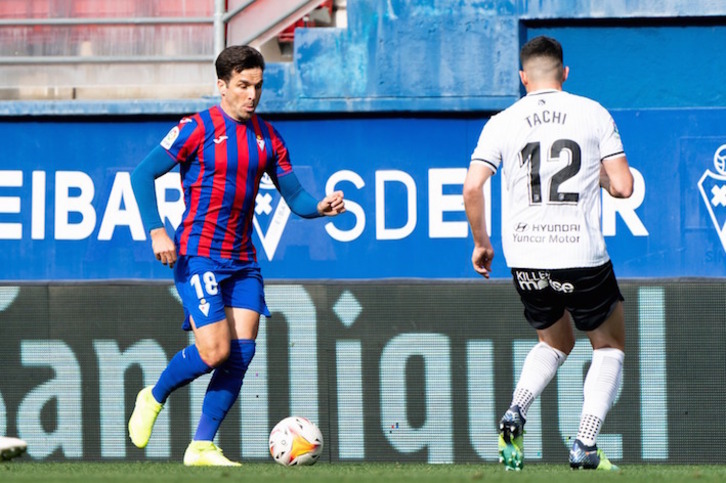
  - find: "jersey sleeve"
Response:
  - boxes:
[597,107,625,161]
[160,115,203,164]
[470,117,502,173]
[130,145,178,232]
[277,171,322,218]
[266,124,294,182]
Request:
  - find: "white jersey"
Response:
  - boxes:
[471,88,625,269]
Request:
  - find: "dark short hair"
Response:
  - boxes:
[520,36,563,68]
[215,45,265,82]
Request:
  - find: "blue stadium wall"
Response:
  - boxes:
[0,0,725,464]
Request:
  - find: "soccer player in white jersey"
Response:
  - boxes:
[463,36,634,471]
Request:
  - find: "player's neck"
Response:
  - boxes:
[525,82,562,93]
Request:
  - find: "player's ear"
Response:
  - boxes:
[217,78,227,96]
[561,66,569,83]
[519,70,528,87]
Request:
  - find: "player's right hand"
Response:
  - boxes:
[471,244,494,279]
[150,227,177,268]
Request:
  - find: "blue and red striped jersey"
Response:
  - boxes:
[160,105,293,261]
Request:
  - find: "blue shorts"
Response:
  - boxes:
[173,255,271,331]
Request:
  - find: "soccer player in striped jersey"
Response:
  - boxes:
[128,45,345,466]
[464,36,633,471]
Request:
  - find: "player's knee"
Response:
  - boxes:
[540,335,574,355]
[198,344,231,368]
[591,340,625,352]
[554,339,575,356]
[560,339,575,355]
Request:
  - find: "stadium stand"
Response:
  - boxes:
[276,1,334,57]
[0,0,344,101]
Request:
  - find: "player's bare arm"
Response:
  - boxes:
[600,156,633,198]
[463,163,495,278]
[150,227,177,268]
[318,191,346,216]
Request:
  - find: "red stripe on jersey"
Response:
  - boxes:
[196,107,229,258]
[220,120,250,259]
[176,114,203,162]
[178,117,206,255]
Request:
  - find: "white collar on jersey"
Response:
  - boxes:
[526,88,562,96]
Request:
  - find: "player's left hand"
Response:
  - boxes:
[318,191,346,216]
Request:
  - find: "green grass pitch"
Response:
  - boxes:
[2,462,726,483]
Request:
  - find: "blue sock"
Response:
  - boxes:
[152,344,213,404]
[194,339,256,441]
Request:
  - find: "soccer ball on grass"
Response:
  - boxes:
[269,416,323,466]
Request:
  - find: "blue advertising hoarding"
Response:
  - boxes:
[1,108,725,281]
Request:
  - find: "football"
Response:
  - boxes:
[269,416,324,466]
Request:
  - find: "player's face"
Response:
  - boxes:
[218,67,263,121]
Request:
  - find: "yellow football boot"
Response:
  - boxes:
[183,441,241,466]
[128,386,163,448]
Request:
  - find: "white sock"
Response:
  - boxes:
[511,342,567,418]
[578,348,624,446]
[576,414,602,447]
